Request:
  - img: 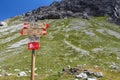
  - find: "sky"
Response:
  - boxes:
[0,0,61,21]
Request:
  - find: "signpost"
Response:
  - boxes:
[20,21,49,80]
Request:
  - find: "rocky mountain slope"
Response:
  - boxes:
[23,0,120,24]
[0,17,120,80]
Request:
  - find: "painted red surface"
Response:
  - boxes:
[28,42,40,50]
[42,29,47,35]
[45,23,49,29]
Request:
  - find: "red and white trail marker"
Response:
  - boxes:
[42,29,47,36]
[23,22,28,29]
[28,42,40,50]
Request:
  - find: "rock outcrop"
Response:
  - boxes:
[23,0,120,24]
[111,0,120,24]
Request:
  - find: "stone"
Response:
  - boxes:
[117,57,120,60]
[94,72,103,78]
[69,68,78,74]
[4,73,12,76]
[110,65,119,70]
[87,78,97,80]
[75,78,79,80]
[18,71,27,76]
[92,48,103,53]
[83,70,94,76]
[76,72,88,79]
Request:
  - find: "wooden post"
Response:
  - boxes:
[31,50,35,80]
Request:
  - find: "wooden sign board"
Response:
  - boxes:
[22,28,43,36]
[21,22,48,36]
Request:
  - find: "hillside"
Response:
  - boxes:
[0,17,120,80]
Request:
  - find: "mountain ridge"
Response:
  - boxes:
[23,0,120,24]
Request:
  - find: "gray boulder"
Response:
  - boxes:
[94,72,103,78]
[87,78,97,80]
[75,72,88,79]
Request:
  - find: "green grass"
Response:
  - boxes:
[0,17,120,80]
[7,16,22,26]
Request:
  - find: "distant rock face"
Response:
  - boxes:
[23,0,120,24]
[111,0,120,24]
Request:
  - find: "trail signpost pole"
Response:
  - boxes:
[20,21,49,80]
[31,50,35,80]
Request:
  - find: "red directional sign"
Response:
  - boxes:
[20,23,49,36]
[28,42,40,50]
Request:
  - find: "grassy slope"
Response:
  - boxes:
[0,17,120,80]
